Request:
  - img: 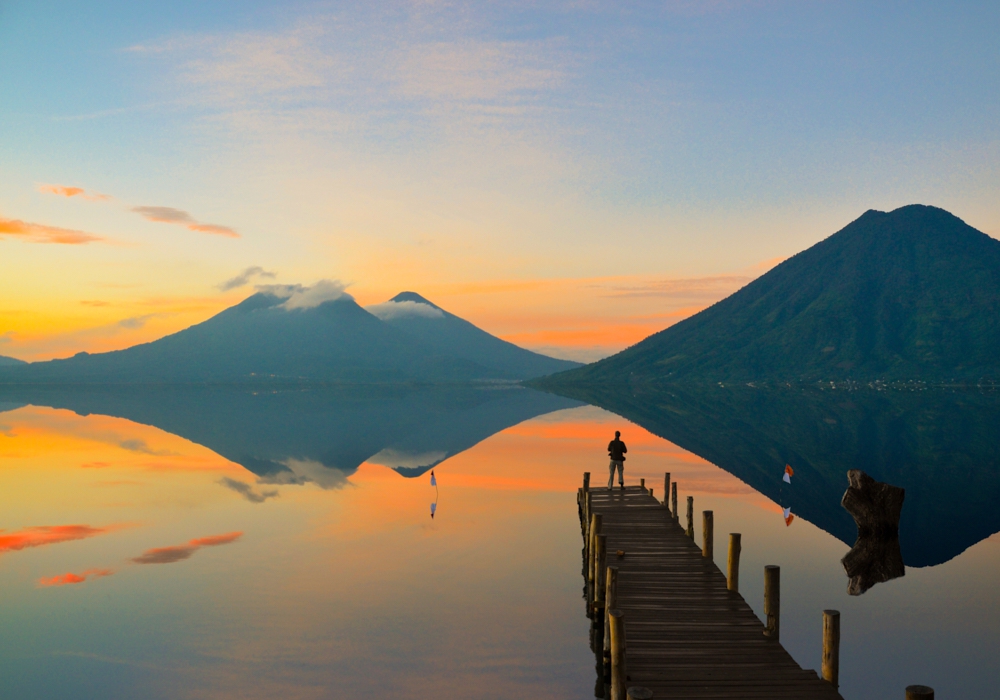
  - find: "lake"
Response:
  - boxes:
[1,384,998,699]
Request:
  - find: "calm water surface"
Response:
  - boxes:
[0,388,998,699]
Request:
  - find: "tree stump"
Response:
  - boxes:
[840,470,906,595]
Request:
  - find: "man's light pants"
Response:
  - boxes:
[608,460,624,488]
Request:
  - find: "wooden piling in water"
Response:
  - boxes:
[603,565,618,674]
[609,608,626,700]
[764,565,780,641]
[686,496,694,538]
[588,513,603,589]
[671,482,678,520]
[728,533,741,592]
[663,472,670,507]
[905,686,934,700]
[822,610,840,690]
[595,534,607,613]
[702,511,714,559]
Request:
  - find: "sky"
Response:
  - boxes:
[1,0,998,362]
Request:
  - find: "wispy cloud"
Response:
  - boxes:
[0,217,105,244]
[37,184,111,201]
[367,299,444,320]
[0,524,119,555]
[117,313,165,330]
[219,266,276,291]
[130,531,243,564]
[219,477,278,503]
[118,438,176,456]
[131,206,239,238]
[279,279,350,310]
[38,568,114,587]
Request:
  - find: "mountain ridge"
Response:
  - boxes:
[537,205,1000,386]
[0,290,580,384]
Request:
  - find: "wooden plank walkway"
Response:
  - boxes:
[581,485,843,700]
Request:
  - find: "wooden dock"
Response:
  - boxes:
[580,483,844,700]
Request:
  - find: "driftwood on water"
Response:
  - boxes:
[840,469,906,595]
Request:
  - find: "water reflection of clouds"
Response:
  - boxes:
[219,476,279,503]
[131,531,243,565]
[0,524,122,555]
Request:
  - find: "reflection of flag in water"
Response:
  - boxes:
[783,465,794,484]
[430,470,438,519]
[783,507,794,527]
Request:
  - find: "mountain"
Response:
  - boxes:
[549,381,1000,568]
[539,205,1000,386]
[367,292,578,381]
[0,355,26,366]
[0,384,582,484]
[0,288,580,385]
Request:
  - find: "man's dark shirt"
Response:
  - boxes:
[608,439,627,462]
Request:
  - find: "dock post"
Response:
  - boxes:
[595,534,608,614]
[583,471,590,494]
[627,688,653,699]
[763,565,780,641]
[588,514,603,590]
[663,472,670,507]
[727,533,741,592]
[686,497,694,538]
[640,478,645,489]
[649,487,654,498]
[822,610,840,689]
[609,608,627,700]
[671,482,678,520]
[603,565,619,676]
[702,511,713,559]
[905,686,934,699]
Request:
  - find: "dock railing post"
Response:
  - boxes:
[595,534,607,615]
[609,608,627,700]
[603,566,618,676]
[905,686,934,699]
[727,533,741,592]
[588,513,603,592]
[686,497,694,538]
[822,609,840,690]
[702,511,713,559]
[663,472,670,507]
[671,482,678,520]
[764,565,780,641]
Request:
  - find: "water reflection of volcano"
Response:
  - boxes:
[0,385,582,488]
[540,382,1000,568]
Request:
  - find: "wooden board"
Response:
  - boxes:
[581,485,843,700]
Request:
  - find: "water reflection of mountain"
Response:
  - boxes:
[545,383,1000,568]
[0,385,582,486]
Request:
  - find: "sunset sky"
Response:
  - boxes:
[2,1,998,362]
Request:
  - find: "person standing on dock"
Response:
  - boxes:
[607,430,627,489]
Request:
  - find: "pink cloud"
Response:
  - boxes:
[38,568,115,587]
[0,217,105,245]
[131,206,239,238]
[130,531,243,565]
[38,184,111,201]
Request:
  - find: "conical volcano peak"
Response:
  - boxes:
[539,205,1000,384]
[388,291,443,309]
